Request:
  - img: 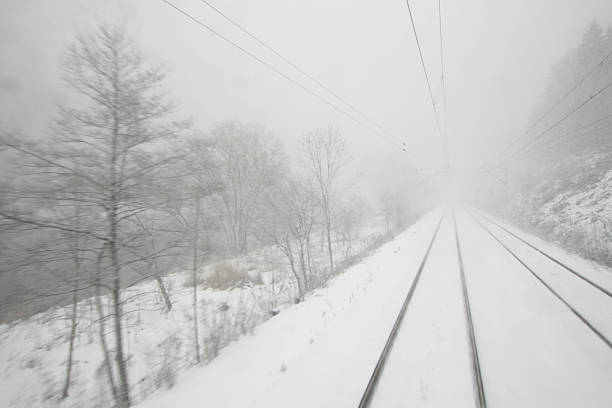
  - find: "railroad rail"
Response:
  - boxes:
[356,209,612,408]
[453,214,487,408]
[470,211,612,350]
[357,213,444,408]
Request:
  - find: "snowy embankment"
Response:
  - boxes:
[135,211,441,408]
[509,152,612,266]
[0,214,409,408]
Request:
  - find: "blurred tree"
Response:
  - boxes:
[0,24,187,407]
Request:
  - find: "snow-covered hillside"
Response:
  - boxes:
[508,152,612,266]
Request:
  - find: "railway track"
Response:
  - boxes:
[470,211,612,350]
[357,212,444,408]
[477,212,612,300]
[357,209,612,407]
[453,214,487,408]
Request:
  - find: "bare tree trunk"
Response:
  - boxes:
[95,287,118,402]
[108,54,131,404]
[61,281,79,399]
[325,214,334,275]
[109,238,130,407]
[296,239,304,283]
[95,245,118,402]
[192,197,201,364]
[305,235,314,289]
[156,276,172,312]
[284,240,303,302]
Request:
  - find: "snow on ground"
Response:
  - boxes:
[508,152,612,265]
[136,211,443,408]
[457,210,612,407]
[481,210,612,291]
[0,214,394,408]
[3,208,612,408]
[478,212,612,339]
[139,209,612,408]
[369,214,474,407]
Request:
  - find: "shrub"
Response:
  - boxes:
[202,262,262,290]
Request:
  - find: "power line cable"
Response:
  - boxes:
[519,112,612,157]
[504,78,612,162]
[522,120,612,158]
[161,0,401,147]
[197,0,401,144]
[487,49,612,166]
[438,0,448,147]
[403,0,446,158]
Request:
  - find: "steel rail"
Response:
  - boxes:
[357,212,445,408]
[470,212,612,350]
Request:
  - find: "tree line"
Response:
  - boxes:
[0,25,414,406]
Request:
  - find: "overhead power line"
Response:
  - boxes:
[523,120,612,158]
[486,49,612,166]
[197,0,400,143]
[161,0,401,147]
[519,112,612,157]
[438,0,448,146]
[504,78,612,162]
[403,0,447,161]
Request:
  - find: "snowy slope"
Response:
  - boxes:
[136,211,442,408]
[0,215,394,408]
[508,152,612,265]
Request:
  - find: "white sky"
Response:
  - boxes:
[1,0,611,197]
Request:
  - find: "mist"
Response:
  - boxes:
[1,1,612,407]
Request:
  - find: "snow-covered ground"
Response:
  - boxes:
[135,210,443,408]
[458,211,612,407]
[508,152,612,266]
[2,209,612,408]
[369,213,474,407]
[138,209,612,408]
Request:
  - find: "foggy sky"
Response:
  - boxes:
[1,0,611,196]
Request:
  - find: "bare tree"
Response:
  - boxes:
[256,176,319,301]
[211,121,285,254]
[60,203,92,399]
[336,196,366,256]
[0,25,186,407]
[379,191,409,233]
[301,126,347,274]
[161,135,222,363]
[379,192,394,233]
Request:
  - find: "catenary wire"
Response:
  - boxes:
[197,0,402,144]
[403,0,447,158]
[161,0,402,147]
[484,49,612,167]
